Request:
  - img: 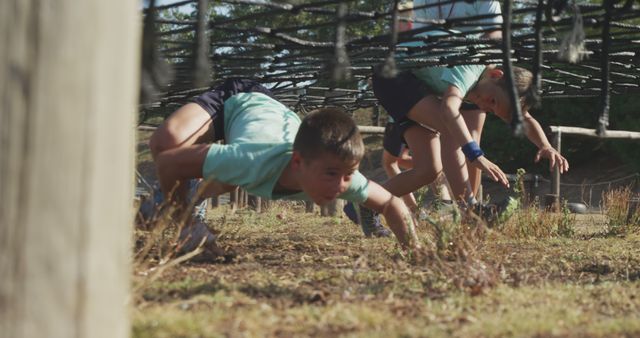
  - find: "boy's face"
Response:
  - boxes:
[471,69,512,122]
[478,84,511,122]
[472,69,525,123]
[293,152,360,206]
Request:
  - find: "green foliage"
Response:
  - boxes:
[557,201,576,238]
[498,197,576,239]
[513,168,527,202]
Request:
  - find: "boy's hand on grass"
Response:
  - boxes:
[473,156,510,188]
[535,146,569,173]
[404,243,430,265]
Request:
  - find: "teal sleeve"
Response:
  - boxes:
[202,143,261,187]
[440,64,486,97]
[338,171,369,204]
[202,142,291,198]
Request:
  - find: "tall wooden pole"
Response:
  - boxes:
[0,1,139,338]
[552,130,562,211]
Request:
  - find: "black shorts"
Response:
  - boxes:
[460,101,480,110]
[372,70,434,123]
[372,68,480,117]
[191,78,273,141]
[383,120,414,157]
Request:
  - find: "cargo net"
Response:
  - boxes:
[140,0,640,134]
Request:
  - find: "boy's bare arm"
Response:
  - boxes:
[522,112,569,173]
[441,88,509,187]
[362,181,419,250]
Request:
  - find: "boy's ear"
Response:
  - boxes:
[291,150,303,170]
[489,68,504,79]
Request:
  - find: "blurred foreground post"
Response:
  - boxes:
[0,1,139,338]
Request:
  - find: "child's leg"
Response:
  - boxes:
[382,150,418,211]
[405,95,452,133]
[439,129,474,203]
[430,173,453,202]
[405,96,479,204]
[155,141,238,260]
[155,143,212,214]
[149,103,215,157]
[439,108,486,203]
[150,103,216,208]
[381,125,441,206]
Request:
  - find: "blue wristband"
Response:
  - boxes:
[461,141,484,161]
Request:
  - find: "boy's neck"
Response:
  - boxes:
[465,82,482,104]
[466,68,491,104]
[275,160,302,193]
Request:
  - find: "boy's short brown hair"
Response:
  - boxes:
[293,107,365,164]
[495,66,539,113]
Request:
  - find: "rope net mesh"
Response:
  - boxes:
[139,0,640,127]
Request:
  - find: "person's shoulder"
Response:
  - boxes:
[228,91,277,104]
[226,92,294,115]
[473,1,501,15]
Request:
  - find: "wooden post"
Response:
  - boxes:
[551,130,562,211]
[0,1,138,337]
[209,196,220,209]
[248,194,261,212]
[237,189,243,209]
[305,200,315,213]
[230,188,239,212]
[627,196,639,224]
[320,199,342,217]
[372,105,381,126]
[261,199,271,212]
[320,204,329,216]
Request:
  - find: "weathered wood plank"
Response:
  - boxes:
[0,1,138,337]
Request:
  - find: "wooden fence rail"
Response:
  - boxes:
[547,126,640,210]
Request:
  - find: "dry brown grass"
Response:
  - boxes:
[132,128,640,337]
[131,200,640,337]
[602,186,640,236]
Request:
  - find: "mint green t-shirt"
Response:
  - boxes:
[401,30,485,96]
[202,92,369,203]
[408,0,502,96]
[412,64,485,97]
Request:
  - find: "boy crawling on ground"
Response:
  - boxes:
[149,78,419,260]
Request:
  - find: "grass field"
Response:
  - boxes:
[133,125,640,337]
[131,199,640,338]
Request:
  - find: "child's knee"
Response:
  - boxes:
[154,151,176,178]
[149,127,179,158]
[413,166,440,185]
[149,129,167,158]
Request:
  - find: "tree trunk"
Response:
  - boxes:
[0,1,139,338]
